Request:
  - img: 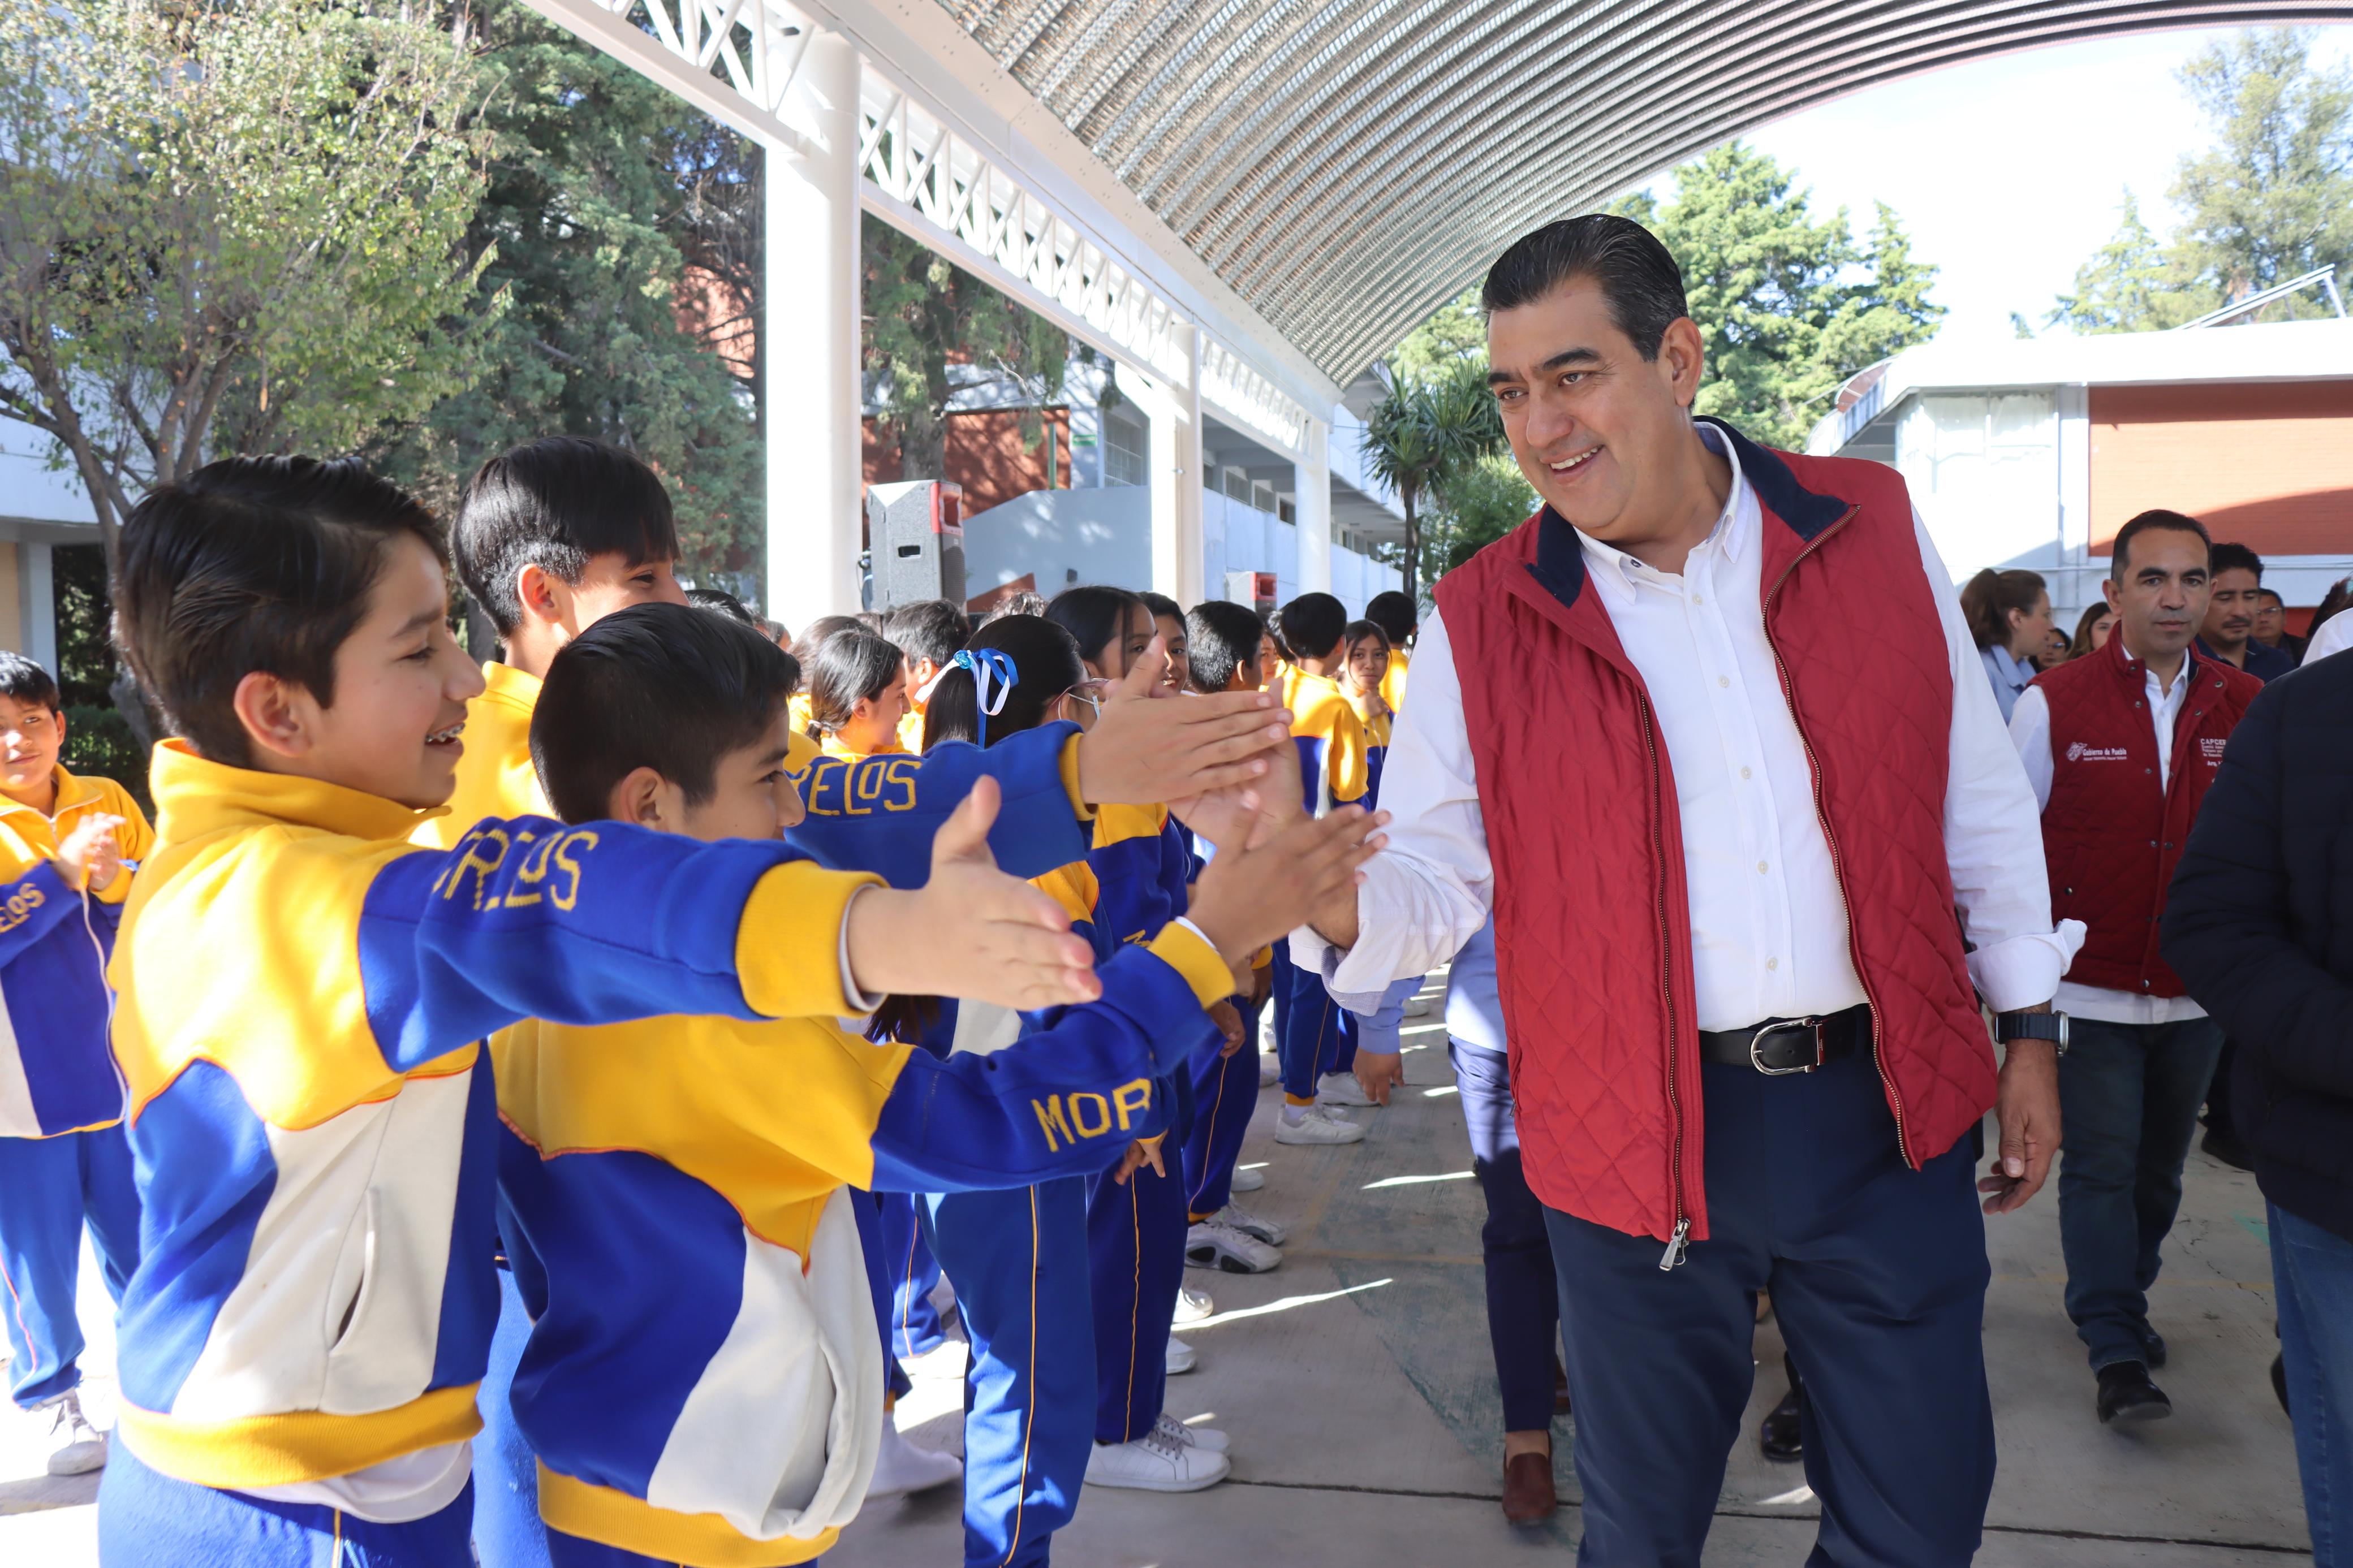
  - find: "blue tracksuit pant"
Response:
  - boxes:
[0,1125,140,1409]
[1181,1002,1261,1220]
[1542,1048,1994,1568]
[1450,1040,1562,1433]
[922,1180,1091,1568]
[1276,937,1354,1100]
[471,1262,553,1568]
[877,1190,948,1364]
[854,1190,913,1400]
[1085,1149,1188,1444]
[99,1443,475,1567]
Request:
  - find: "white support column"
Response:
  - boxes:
[1294,416,1331,595]
[2054,382,2092,614]
[1143,325,1204,606]
[18,542,54,674]
[764,29,863,634]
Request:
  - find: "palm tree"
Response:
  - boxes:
[1359,360,1505,601]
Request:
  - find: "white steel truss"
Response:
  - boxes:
[518,0,1314,458]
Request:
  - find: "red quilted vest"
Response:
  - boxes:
[2033,633,2257,996]
[1434,422,1995,1245]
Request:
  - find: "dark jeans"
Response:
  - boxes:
[1449,1040,1561,1432]
[2055,1014,2225,1371]
[1544,1050,1994,1568]
[2274,1202,2353,1568]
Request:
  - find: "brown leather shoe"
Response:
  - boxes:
[1501,1450,1557,1524]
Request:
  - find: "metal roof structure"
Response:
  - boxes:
[936,0,2353,381]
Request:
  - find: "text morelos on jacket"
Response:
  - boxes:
[1436,421,2001,1247]
[2031,632,2257,995]
[0,766,154,1137]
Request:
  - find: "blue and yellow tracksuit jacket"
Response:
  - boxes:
[1348,692,1393,809]
[1280,668,1370,818]
[489,921,1232,1566]
[1379,646,1408,717]
[106,741,890,1494]
[0,768,153,1138]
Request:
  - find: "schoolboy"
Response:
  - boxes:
[881,598,969,751]
[93,455,1107,1563]
[496,603,1374,1566]
[0,654,151,1476]
[1266,593,1373,1143]
[1138,591,1191,693]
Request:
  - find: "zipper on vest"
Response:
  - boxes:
[1637,694,1691,1265]
[1760,503,1915,1170]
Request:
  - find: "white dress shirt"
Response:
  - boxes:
[1298,424,2079,1026]
[2303,612,2353,666]
[2008,657,2207,1025]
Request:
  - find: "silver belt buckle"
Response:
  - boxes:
[1748,1016,1828,1075]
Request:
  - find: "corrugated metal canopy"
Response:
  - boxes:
[931,0,2353,382]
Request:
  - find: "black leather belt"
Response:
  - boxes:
[1697,1004,1871,1075]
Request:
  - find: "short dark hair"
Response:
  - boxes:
[802,629,902,737]
[1275,593,1347,662]
[1343,619,1390,654]
[531,602,797,824]
[1136,591,1184,625]
[454,438,679,637]
[1185,601,1262,693]
[882,599,970,672]
[0,652,60,714]
[2257,587,2285,608]
[2209,542,2264,581]
[1481,214,1689,360]
[1046,585,1145,671]
[686,585,759,628]
[2110,509,2212,578]
[1363,590,1417,646]
[922,615,1085,750]
[113,456,445,768]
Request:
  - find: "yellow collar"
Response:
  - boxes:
[149,740,438,845]
[0,764,102,823]
[478,661,544,714]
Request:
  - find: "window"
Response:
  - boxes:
[1104,412,1147,487]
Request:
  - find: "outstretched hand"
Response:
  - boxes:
[1187,805,1390,966]
[1079,636,1294,807]
[845,777,1102,1012]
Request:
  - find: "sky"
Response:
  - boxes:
[1682,23,2353,347]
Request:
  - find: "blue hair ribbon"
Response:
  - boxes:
[953,647,1018,748]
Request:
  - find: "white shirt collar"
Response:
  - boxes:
[1572,422,1751,604]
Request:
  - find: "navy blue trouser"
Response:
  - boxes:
[2055,1014,2224,1371]
[854,1190,913,1400]
[1275,938,1354,1101]
[100,1444,475,1566]
[1544,1049,1994,1568]
[0,1125,140,1409]
[1450,1041,1561,1433]
[1181,1001,1260,1219]
[921,1179,1092,1568]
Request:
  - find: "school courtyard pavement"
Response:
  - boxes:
[1,969,2310,1566]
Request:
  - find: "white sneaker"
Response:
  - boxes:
[900,1338,968,1383]
[1085,1425,1230,1491]
[42,1390,106,1477]
[1229,1164,1266,1193]
[1318,1072,1377,1107]
[1186,1217,1282,1273]
[1154,1411,1229,1453]
[867,1424,962,1499]
[1275,1105,1365,1145]
[1403,992,1436,1018]
[1174,1285,1216,1323]
[1208,1202,1287,1246]
[1258,1055,1279,1088]
[1165,1334,1199,1375]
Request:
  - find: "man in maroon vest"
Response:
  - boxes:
[2008,508,2257,1426]
[1293,215,2081,1566]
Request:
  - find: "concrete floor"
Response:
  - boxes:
[1,979,2311,1566]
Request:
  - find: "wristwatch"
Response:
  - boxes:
[1994,1009,2070,1056]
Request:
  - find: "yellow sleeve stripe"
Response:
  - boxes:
[736,862,885,1020]
[1149,923,1236,1008]
[538,1464,836,1566]
[115,1384,482,1489]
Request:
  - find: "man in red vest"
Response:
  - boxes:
[2008,509,2257,1426]
[1293,215,2081,1566]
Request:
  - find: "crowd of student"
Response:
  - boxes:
[0,431,1441,1568]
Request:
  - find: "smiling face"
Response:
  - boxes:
[1084,602,1157,682]
[234,532,486,808]
[0,694,63,807]
[1153,612,1191,691]
[1485,274,1710,552]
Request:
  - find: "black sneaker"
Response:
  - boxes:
[2096,1362,2172,1424]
